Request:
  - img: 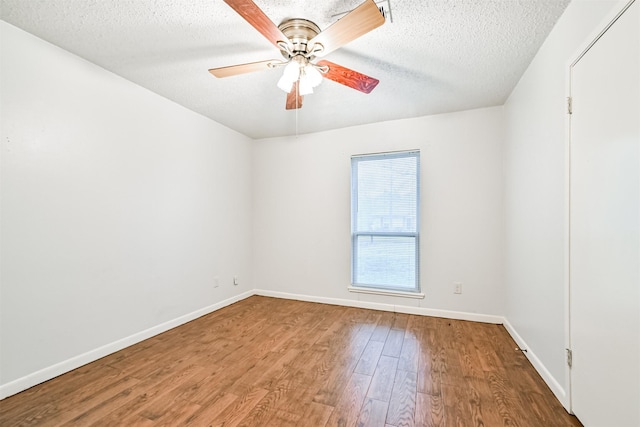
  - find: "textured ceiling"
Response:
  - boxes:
[0,0,570,139]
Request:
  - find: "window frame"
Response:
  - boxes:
[350,150,421,295]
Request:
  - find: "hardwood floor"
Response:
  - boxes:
[0,296,582,426]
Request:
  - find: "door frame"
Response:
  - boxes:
[564,0,637,414]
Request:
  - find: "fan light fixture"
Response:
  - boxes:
[276,55,324,95]
[209,1,384,110]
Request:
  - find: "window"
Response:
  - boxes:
[351,150,420,294]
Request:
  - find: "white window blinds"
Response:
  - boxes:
[351,151,420,292]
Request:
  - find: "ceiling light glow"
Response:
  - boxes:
[277,55,323,94]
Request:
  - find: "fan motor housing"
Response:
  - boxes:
[278,19,321,57]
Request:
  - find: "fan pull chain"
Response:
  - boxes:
[295,80,299,137]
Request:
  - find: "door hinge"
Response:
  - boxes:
[566,348,573,368]
[567,96,573,115]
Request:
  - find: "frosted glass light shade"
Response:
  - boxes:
[277,60,301,93]
[276,57,324,95]
[298,78,314,95]
[277,74,295,93]
[304,65,323,88]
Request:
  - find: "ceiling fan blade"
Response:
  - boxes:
[285,81,304,110]
[317,60,379,94]
[224,0,291,50]
[308,0,385,57]
[209,60,276,78]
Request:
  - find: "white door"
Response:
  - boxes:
[569,1,639,426]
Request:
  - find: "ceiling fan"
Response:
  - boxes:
[209,0,385,110]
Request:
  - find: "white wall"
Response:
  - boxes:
[252,107,504,317]
[503,0,624,405]
[0,22,253,395]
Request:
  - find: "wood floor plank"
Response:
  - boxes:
[237,383,293,427]
[0,363,123,420]
[182,393,237,425]
[473,338,505,373]
[416,327,442,396]
[210,387,269,427]
[141,399,201,426]
[286,343,330,386]
[355,340,385,376]
[357,397,389,427]
[55,376,142,426]
[405,314,428,340]
[174,363,240,406]
[442,383,474,427]
[325,372,372,427]
[227,349,290,395]
[415,392,444,427]
[296,401,333,427]
[391,313,410,331]
[456,340,484,380]
[386,369,417,426]
[370,311,395,342]
[1,370,135,426]
[269,303,332,353]
[367,355,400,402]
[398,336,420,373]
[136,371,207,422]
[91,363,208,426]
[437,322,465,386]
[124,415,156,426]
[0,297,582,427]
[263,409,301,427]
[382,328,404,358]
[484,372,526,427]
[312,322,372,407]
[311,358,356,407]
[464,378,507,427]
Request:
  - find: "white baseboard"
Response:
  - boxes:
[257,289,568,409]
[502,319,568,409]
[1,288,566,413]
[254,289,504,324]
[0,290,253,400]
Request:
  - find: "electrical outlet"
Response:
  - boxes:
[454,282,462,294]
[233,276,239,286]
[214,276,219,288]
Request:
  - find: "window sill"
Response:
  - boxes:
[348,286,425,299]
